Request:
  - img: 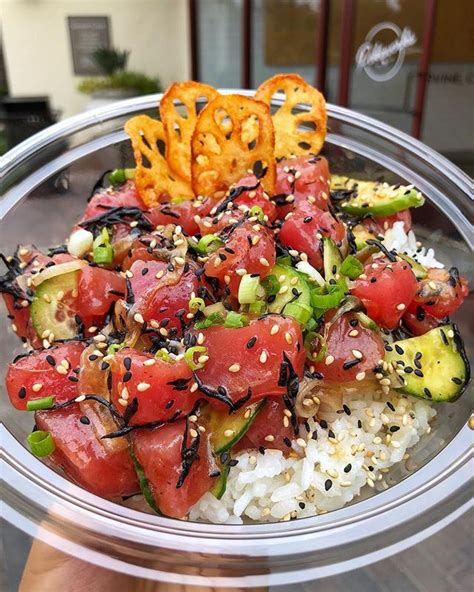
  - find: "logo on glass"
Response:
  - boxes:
[356,22,417,82]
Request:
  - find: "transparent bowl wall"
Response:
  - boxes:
[1,93,473,588]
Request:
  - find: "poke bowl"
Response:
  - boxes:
[0,81,472,588]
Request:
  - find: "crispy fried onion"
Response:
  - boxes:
[255,73,327,159]
[191,94,276,198]
[124,115,194,206]
[160,81,219,183]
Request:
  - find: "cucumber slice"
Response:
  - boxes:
[384,325,470,402]
[30,271,80,341]
[396,253,428,279]
[267,263,312,320]
[130,448,162,514]
[207,400,265,454]
[322,237,346,287]
[351,224,376,251]
[331,175,425,217]
[210,464,230,500]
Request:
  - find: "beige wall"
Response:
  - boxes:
[0,0,190,119]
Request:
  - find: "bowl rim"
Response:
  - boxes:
[1,91,473,585]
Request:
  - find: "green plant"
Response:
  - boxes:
[78,71,162,96]
[92,47,129,75]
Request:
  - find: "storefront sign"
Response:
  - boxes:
[68,16,110,76]
[356,22,417,82]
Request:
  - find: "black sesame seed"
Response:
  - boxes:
[229,459,239,467]
[303,216,313,223]
[220,452,230,464]
[101,361,110,371]
[343,404,351,416]
[46,355,56,366]
[328,429,335,439]
[343,358,360,370]
[349,318,358,327]
[141,267,149,276]
[395,344,404,355]
[88,354,98,361]
[123,371,132,382]
[414,351,422,360]
[344,463,352,473]
[440,329,448,345]
[258,446,266,455]
[246,336,257,349]
[387,401,395,412]
[80,416,90,425]
[404,367,413,374]
[384,344,393,352]
[166,399,174,409]
[319,419,328,429]
[451,377,463,385]
[68,376,79,383]
[123,357,132,371]
[325,479,332,491]
[299,502,306,509]
[413,359,422,369]
[423,387,432,398]
[357,420,362,428]
[414,369,424,378]
[312,430,318,440]
[18,387,27,399]
[390,425,400,432]
[283,437,292,447]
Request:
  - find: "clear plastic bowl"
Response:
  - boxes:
[1,92,472,588]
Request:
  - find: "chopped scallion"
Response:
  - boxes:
[26,396,55,411]
[27,431,55,457]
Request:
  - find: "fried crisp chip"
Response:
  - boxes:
[160,81,219,182]
[124,115,194,206]
[191,94,275,198]
[255,73,327,159]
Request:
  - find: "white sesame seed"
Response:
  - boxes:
[137,382,151,392]
[56,365,68,375]
[133,313,145,324]
[155,270,164,279]
[379,378,391,386]
[283,409,292,417]
[259,257,270,267]
[224,429,235,438]
[356,371,366,381]
[75,395,86,403]
[447,329,454,339]
[236,268,247,276]
[198,425,206,433]
[228,363,241,373]
[259,350,268,363]
[32,383,43,392]
[264,434,275,442]
[143,359,156,366]
[125,270,134,278]
[428,280,437,290]
[352,349,363,359]
[278,285,289,295]
[150,319,160,328]
[270,324,279,335]
[396,303,406,311]
[118,398,128,407]
[348,329,359,337]
[296,438,307,448]
[189,428,198,438]
[190,382,198,393]
[251,235,260,245]
[198,355,209,364]
[325,355,335,366]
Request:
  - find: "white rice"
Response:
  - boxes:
[383,221,443,268]
[190,224,441,524]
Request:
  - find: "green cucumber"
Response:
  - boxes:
[208,400,265,454]
[210,464,230,500]
[351,224,376,251]
[322,237,346,286]
[130,449,162,515]
[267,263,312,321]
[384,325,469,402]
[331,175,425,216]
[396,253,428,279]
[30,271,80,341]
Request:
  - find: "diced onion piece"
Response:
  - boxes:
[238,274,260,304]
[67,229,94,257]
[296,261,325,286]
[31,259,87,287]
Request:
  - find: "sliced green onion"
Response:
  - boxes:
[304,331,327,362]
[27,430,55,457]
[238,274,260,304]
[305,317,318,332]
[195,234,224,255]
[283,302,313,324]
[261,274,280,296]
[194,312,224,330]
[108,168,135,185]
[224,311,249,328]
[249,205,265,221]
[355,311,379,331]
[310,285,345,310]
[203,302,226,317]
[155,348,174,363]
[340,255,364,279]
[249,301,266,315]
[93,228,113,264]
[185,346,208,370]
[107,342,125,355]
[189,297,206,313]
[276,255,292,266]
[26,396,55,411]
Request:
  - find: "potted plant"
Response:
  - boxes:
[78,47,162,110]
